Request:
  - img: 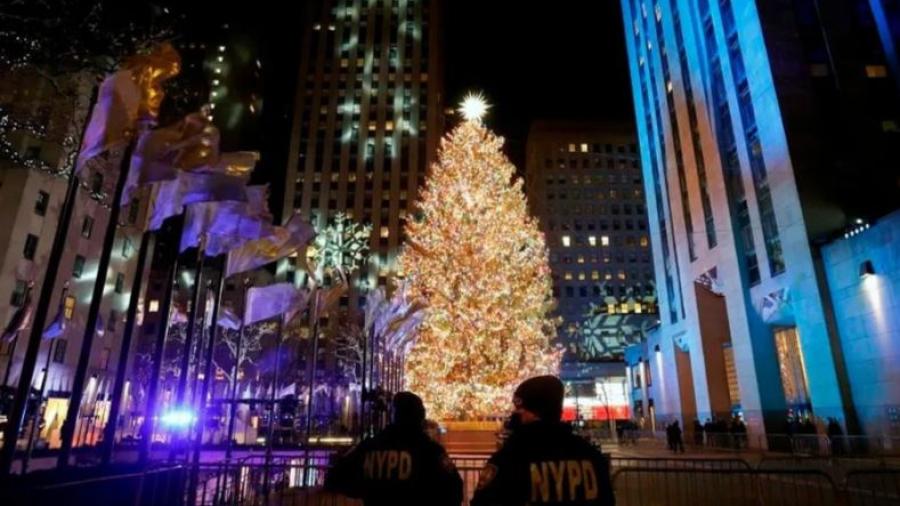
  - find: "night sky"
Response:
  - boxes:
[443,1,634,166]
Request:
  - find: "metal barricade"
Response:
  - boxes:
[612,467,837,506]
[845,469,900,506]
[27,465,187,506]
[611,456,752,471]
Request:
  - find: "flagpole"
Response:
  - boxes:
[57,118,144,469]
[189,280,213,419]
[21,338,57,474]
[359,323,370,440]
[263,317,284,502]
[101,229,154,465]
[301,293,321,483]
[188,260,224,505]
[139,224,182,465]
[2,335,19,387]
[0,86,98,476]
[175,237,206,409]
[224,277,249,462]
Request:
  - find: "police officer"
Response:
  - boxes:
[471,376,616,506]
[325,391,463,506]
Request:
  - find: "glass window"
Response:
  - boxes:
[865,65,888,78]
[115,273,126,294]
[23,234,39,260]
[35,191,50,216]
[64,295,76,320]
[81,216,94,238]
[53,340,68,363]
[73,255,85,279]
[10,280,27,306]
[561,235,571,247]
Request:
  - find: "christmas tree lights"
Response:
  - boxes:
[400,97,560,420]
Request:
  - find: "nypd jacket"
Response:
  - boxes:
[471,421,615,506]
[324,424,463,506]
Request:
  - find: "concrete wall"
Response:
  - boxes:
[822,211,900,437]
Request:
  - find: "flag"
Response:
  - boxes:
[217,307,241,331]
[170,298,189,325]
[244,283,309,326]
[200,151,258,177]
[76,70,141,173]
[2,295,32,343]
[384,310,424,351]
[146,170,249,231]
[95,313,105,338]
[43,304,66,340]
[226,212,316,277]
[180,185,273,255]
[313,284,347,319]
[364,288,388,335]
[171,111,220,170]
[120,114,219,205]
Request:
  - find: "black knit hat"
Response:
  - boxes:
[392,391,426,426]
[513,375,564,422]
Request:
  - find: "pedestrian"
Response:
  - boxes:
[827,418,844,456]
[670,420,684,454]
[693,419,703,446]
[324,391,463,506]
[471,375,616,505]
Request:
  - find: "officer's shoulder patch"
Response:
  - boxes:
[476,463,498,490]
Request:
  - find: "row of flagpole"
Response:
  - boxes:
[1,42,427,477]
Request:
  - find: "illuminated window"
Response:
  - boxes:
[640,236,649,247]
[380,226,390,238]
[64,295,76,320]
[865,65,888,78]
[604,272,612,280]
[386,120,394,131]
[618,270,626,280]
[588,236,597,246]
[601,235,610,246]
[577,255,585,264]
[591,271,599,280]
[564,272,573,280]
[148,300,160,313]
[568,144,577,153]
[634,304,642,314]
[620,302,629,313]
[580,143,589,153]
[561,235,571,247]
[578,272,586,280]
[607,303,616,314]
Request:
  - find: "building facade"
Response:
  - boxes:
[525,121,658,422]
[282,0,444,303]
[621,0,900,438]
[0,71,147,449]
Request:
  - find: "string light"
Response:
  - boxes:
[400,104,560,420]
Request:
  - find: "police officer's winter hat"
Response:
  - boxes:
[513,375,564,422]
[392,391,426,426]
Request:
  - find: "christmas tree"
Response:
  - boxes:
[400,94,560,420]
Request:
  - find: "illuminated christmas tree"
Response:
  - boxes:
[400,93,560,420]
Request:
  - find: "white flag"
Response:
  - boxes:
[244,283,309,326]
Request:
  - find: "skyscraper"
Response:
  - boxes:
[621,0,900,437]
[525,121,657,421]
[283,0,444,305]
